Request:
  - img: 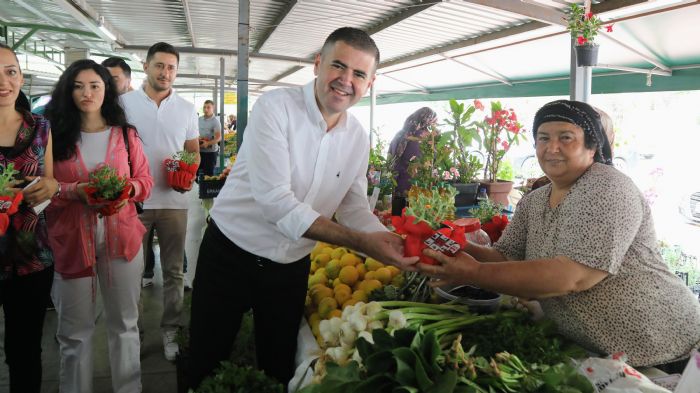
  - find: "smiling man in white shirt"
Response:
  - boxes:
[188,27,419,389]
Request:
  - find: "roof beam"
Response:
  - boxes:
[379,74,430,94]
[11,28,38,51]
[255,0,440,91]
[462,0,566,26]
[252,0,297,53]
[53,0,128,45]
[118,45,314,65]
[379,0,648,70]
[0,22,99,38]
[181,0,197,47]
[439,54,512,86]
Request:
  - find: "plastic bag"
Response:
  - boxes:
[578,353,672,393]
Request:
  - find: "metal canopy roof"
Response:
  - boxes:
[2,0,700,100]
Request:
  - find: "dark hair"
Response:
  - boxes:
[47,59,133,161]
[101,57,132,78]
[0,43,29,112]
[203,99,215,106]
[321,27,380,65]
[403,107,436,133]
[146,42,179,64]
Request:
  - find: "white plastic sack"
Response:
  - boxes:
[579,353,672,393]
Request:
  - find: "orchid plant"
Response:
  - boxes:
[566,3,613,46]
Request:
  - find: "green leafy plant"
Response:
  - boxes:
[0,163,19,197]
[566,3,612,46]
[444,99,483,183]
[406,125,454,189]
[469,199,504,225]
[87,165,127,200]
[496,159,514,182]
[194,361,283,393]
[367,129,396,198]
[174,150,198,165]
[405,186,458,229]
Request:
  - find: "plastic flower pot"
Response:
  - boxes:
[0,192,23,216]
[85,183,132,216]
[575,44,599,67]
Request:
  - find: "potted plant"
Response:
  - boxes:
[444,99,483,207]
[367,130,396,212]
[566,3,613,67]
[0,163,23,235]
[473,100,525,206]
[84,165,131,217]
[164,150,198,190]
[469,199,510,243]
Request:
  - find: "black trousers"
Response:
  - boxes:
[199,151,218,178]
[0,266,53,393]
[188,221,310,390]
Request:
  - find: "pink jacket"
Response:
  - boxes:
[47,126,153,278]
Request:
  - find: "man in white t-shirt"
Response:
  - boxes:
[187,27,419,389]
[120,42,200,361]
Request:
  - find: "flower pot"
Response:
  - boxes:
[575,44,599,67]
[453,182,479,207]
[479,180,513,207]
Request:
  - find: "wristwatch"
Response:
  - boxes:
[53,181,61,197]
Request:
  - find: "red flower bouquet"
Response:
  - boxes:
[0,164,23,235]
[391,186,466,265]
[84,165,131,217]
[164,151,198,189]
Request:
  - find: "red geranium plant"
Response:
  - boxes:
[473,100,525,183]
[164,151,198,190]
[0,163,23,235]
[84,165,131,217]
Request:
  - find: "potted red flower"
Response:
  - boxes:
[164,151,198,190]
[84,165,131,217]
[469,199,509,243]
[566,3,614,67]
[473,100,525,206]
[0,163,23,235]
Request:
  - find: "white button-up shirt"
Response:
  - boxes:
[121,87,199,209]
[210,81,386,263]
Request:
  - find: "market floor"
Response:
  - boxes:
[0,188,208,393]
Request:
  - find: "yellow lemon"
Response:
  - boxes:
[360,279,382,295]
[334,289,352,306]
[356,263,367,280]
[342,298,359,309]
[364,271,377,282]
[308,273,327,288]
[339,266,359,286]
[351,290,368,303]
[375,267,392,285]
[309,260,318,274]
[314,253,332,267]
[340,253,361,267]
[386,266,401,278]
[329,309,343,319]
[334,283,352,294]
[325,259,341,280]
[330,247,348,260]
[318,297,338,319]
[312,286,333,306]
[365,258,384,272]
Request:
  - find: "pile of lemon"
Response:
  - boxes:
[305,242,403,334]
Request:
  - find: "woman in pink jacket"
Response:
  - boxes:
[46,60,152,393]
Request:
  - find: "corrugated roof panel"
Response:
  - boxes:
[373,1,534,62]
[259,0,414,57]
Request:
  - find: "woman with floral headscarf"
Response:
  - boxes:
[387,107,437,215]
[418,100,700,373]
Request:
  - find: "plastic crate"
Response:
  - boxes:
[198,178,226,199]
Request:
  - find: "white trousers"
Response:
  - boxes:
[52,220,143,393]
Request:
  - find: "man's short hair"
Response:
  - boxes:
[203,100,215,106]
[321,27,380,65]
[101,57,131,78]
[146,42,180,64]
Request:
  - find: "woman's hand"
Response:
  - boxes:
[22,176,59,207]
[417,248,481,287]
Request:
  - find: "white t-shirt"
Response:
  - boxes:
[120,88,198,209]
[210,80,386,263]
[79,128,111,171]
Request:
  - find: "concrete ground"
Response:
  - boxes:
[0,187,207,393]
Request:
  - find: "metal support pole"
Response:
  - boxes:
[219,57,226,169]
[236,0,250,149]
[370,83,376,147]
[569,37,591,102]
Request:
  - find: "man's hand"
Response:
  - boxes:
[417,248,481,287]
[359,231,420,271]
